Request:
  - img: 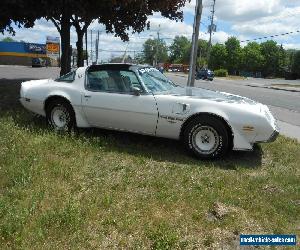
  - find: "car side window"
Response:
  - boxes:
[55,71,76,82]
[87,69,142,93]
[120,71,142,91]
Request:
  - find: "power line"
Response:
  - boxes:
[99,49,143,53]
[89,29,300,56]
[240,29,300,43]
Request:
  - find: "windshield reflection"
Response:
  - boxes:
[139,68,178,93]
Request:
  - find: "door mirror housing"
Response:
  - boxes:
[131,87,142,96]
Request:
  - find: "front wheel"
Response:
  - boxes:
[46,100,75,131]
[183,116,230,159]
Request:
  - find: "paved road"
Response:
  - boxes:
[0,65,60,80]
[167,73,300,141]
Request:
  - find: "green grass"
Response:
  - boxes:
[0,81,299,249]
[218,75,247,80]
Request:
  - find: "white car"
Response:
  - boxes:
[20,64,278,159]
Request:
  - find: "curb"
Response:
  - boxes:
[246,84,300,93]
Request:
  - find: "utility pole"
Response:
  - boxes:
[155,24,161,67]
[85,30,88,66]
[187,0,203,87]
[90,30,93,64]
[207,0,216,66]
[122,43,129,63]
[98,31,100,64]
[95,31,100,64]
[95,32,98,64]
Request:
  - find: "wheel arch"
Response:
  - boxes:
[44,94,91,128]
[180,112,234,150]
[44,95,73,113]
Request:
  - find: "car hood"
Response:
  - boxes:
[161,87,257,105]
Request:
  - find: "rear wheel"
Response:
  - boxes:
[183,116,230,159]
[46,100,75,131]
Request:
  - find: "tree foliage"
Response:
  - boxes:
[110,55,133,64]
[225,37,243,74]
[197,39,209,59]
[142,38,168,65]
[242,42,264,73]
[1,0,189,74]
[169,36,191,64]
[209,43,227,70]
[1,37,16,42]
[168,38,208,66]
[291,50,300,76]
[260,40,280,77]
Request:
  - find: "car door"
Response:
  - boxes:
[82,69,158,135]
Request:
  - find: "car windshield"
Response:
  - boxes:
[138,67,177,93]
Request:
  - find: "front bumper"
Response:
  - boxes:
[266,130,279,142]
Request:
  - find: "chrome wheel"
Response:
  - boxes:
[183,116,229,159]
[50,106,70,130]
[192,126,220,155]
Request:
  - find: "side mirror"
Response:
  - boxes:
[131,86,142,96]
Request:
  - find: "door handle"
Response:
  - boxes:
[84,94,91,98]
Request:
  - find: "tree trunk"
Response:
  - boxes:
[76,30,84,67]
[60,8,71,76]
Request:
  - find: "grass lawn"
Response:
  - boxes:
[217,75,247,81]
[0,80,299,249]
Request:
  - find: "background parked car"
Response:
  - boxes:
[284,71,298,80]
[32,58,46,67]
[196,69,214,81]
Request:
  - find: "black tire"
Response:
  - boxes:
[183,116,230,159]
[46,100,75,131]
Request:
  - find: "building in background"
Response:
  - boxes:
[0,37,60,67]
[0,41,47,66]
[46,36,60,67]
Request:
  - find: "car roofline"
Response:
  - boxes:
[84,63,155,72]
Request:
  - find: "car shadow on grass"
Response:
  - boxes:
[85,128,263,170]
[0,78,263,170]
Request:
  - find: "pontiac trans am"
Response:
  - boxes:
[20,64,279,159]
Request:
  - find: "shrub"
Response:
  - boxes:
[214,69,228,77]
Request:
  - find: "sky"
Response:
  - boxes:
[1,0,300,61]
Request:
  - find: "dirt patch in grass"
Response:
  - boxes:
[217,75,247,81]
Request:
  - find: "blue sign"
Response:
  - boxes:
[0,41,46,55]
[25,43,46,54]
